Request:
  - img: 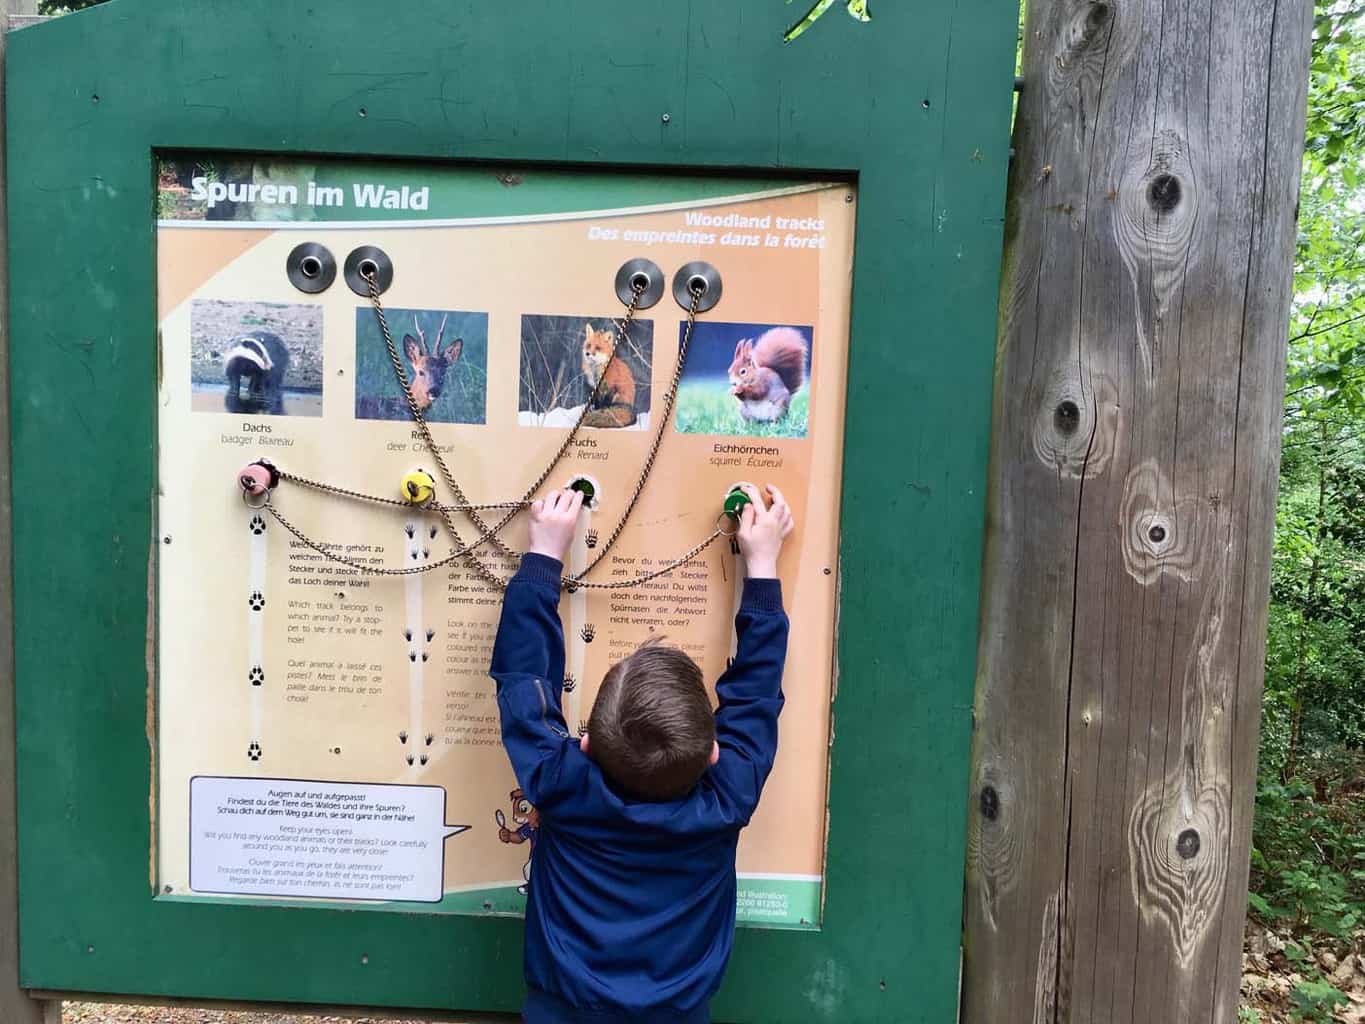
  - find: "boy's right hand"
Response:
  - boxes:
[527,488,584,563]
[736,484,794,579]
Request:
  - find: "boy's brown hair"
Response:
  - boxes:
[587,639,715,801]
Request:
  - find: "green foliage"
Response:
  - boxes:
[36,0,106,12]
[783,0,871,43]
[1289,977,1349,1022]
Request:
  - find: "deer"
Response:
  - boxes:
[402,314,463,411]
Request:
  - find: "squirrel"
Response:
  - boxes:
[727,327,809,423]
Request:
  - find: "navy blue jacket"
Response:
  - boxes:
[491,553,789,1024]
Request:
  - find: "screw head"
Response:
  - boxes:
[661,112,672,123]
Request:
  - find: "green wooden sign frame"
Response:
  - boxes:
[6,2,1017,1020]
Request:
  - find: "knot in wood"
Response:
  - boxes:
[1176,828,1201,860]
[980,785,1001,821]
[1054,400,1081,435]
[1148,173,1182,213]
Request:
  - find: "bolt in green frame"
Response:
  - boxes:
[6,1,1017,1020]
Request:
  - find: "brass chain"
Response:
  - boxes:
[263,499,504,577]
[361,269,708,590]
[278,469,527,514]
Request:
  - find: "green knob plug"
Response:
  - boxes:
[569,478,596,504]
[724,487,751,519]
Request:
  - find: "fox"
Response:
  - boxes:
[580,324,637,428]
[727,327,809,423]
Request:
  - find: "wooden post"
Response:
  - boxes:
[2,6,58,1024]
[962,0,1312,1021]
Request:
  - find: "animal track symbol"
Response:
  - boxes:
[248,591,265,611]
[405,523,416,539]
[248,515,267,536]
[398,730,409,744]
[421,651,429,663]
[425,733,434,746]
[577,719,589,738]
[249,666,264,687]
[585,528,599,549]
[428,525,438,539]
[247,741,262,761]
[419,754,429,766]
[409,650,417,662]
[562,674,576,694]
[580,624,596,643]
[406,754,415,766]
[426,628,435,642]
[404,628,413,642]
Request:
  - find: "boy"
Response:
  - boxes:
[490,483,794,1023]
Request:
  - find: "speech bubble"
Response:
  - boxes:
[189,776,470,904]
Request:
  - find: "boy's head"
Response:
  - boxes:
[581,639,718,801]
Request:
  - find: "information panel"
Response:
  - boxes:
[155,153,855,928]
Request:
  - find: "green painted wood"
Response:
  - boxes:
[6,1,1018,1020]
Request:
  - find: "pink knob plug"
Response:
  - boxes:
[238,463,274,496]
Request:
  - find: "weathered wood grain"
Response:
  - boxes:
[962,0,1312,1021]
[2,10,55,1024]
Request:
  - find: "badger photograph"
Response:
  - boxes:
[189,299,324,416]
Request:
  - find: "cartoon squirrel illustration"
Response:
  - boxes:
[496,787,540,896]
[580,324,637,428]
[727,327,808,423]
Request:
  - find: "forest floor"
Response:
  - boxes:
[1241,919,1365,1022]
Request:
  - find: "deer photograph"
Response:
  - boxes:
[354,307,488,424]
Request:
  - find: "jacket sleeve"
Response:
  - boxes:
[709,578,789,822]
[490,553,577,808]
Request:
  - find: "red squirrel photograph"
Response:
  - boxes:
[675,321,814,438]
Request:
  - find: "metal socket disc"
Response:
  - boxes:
[672,261,722,313]
[614,258,665,309]
[286,242,337,294]
[344,245,394,296]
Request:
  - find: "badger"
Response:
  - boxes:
[222,332,291,415]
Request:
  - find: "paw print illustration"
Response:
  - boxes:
[421,651,429,663]
[248,591,265,611]
[247,741,262,761]
[585,528,599,550]
[411,549,419,561]
[409,650,417,663]
[425,733,434,746]
[419,754,429,766]
[577,720,589,738]
[405,523,416,539]
[421,548,430,560]
[249,666,264,687]
[580,624,596,643]
[404,628,413,642]
[248,515,267,536]
[398,730,409,744]
[428,524,438,539]
[425,628,435,642]
[406,754,415,766]
[562,674,576,694]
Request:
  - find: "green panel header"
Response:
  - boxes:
[158,152,825,225]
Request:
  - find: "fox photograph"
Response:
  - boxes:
[518,315,654,431]
[354,307,488,424]
[673,321,813,439]
[189,299,324,417]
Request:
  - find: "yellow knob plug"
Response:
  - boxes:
[401,469,436,505]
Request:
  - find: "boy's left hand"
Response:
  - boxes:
[527,488,584,563]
